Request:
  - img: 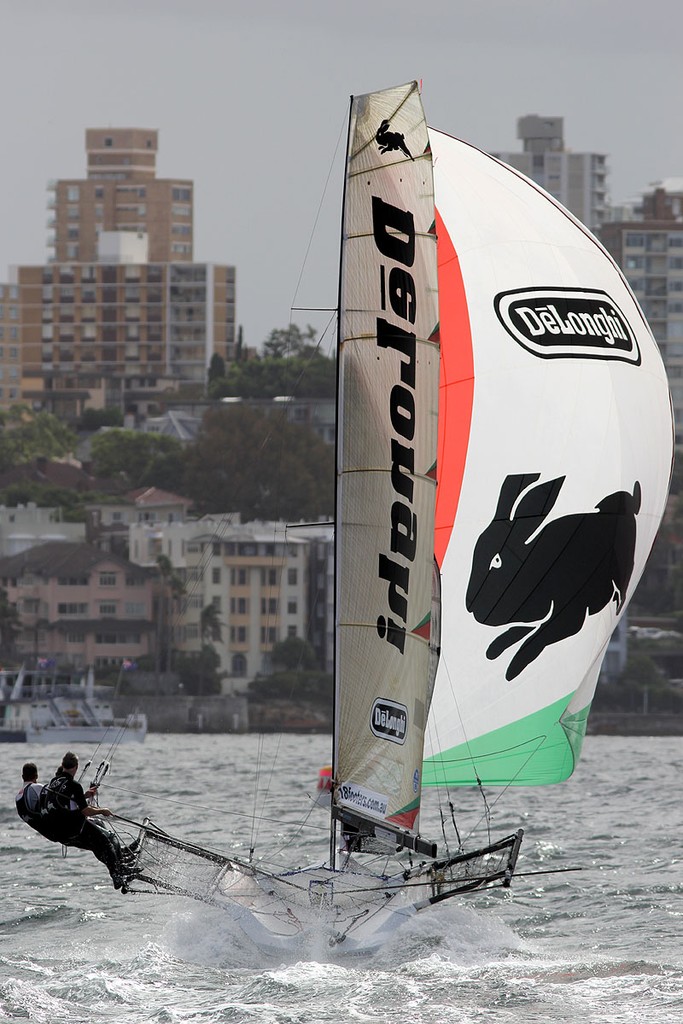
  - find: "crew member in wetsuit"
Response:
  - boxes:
[42,751,132,891]
[15,762,54,836]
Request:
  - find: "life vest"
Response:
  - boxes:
[15,782,48,825]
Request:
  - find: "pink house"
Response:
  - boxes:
[0,541,155,669]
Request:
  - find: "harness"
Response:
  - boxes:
[43,774,77,815]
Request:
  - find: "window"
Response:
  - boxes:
[287,601,298,614]
[99,572,117,587]
[67,186,79,201]
[287,626,297,638]
[231,568,247,585]
[57,602,88,615]
[99,602,117,615]
[124,602,145,615]
[212,567,221,585]
[287,569,298,585]
[212,596,221,610]
[232,654,247,675]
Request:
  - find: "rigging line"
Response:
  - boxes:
[102,782,331,833]
[423,655,482,845]
[426,646,528,848]
[164,318,336,646]
[249,733,266,858]
[289,108,348,316]
[266,798,324,860]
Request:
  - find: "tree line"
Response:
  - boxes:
[0,325,335,523]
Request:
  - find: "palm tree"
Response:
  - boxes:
[155,554,186,688]
[200,603,223,646]
[197,603,223,696]
[0,587,20,661]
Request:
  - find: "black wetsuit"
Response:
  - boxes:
[43,770,126,886]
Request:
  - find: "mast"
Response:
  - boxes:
[330,95,354,870]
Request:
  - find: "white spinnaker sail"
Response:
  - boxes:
[424,129,673,787]
[334,83,440,830]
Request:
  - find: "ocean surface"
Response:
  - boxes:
[1,733,681,1023]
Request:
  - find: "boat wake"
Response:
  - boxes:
[162,898,525,969]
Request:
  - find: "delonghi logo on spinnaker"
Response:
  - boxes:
[371,698,408,744]
[494,287,641,364]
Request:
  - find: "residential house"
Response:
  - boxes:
[0,541,155,669]
[86,486,192,556]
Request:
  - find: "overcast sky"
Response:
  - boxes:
[2,0,682,353]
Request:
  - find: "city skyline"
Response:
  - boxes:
[2,0,682,354]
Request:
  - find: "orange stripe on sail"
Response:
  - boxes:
[434,208,474,568]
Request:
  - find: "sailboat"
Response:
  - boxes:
[125,82,673,952]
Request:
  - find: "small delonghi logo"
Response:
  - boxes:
[494,288,641,364]
[371,698,408,744]
[375,119,414,160]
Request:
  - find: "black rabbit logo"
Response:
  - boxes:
[375,119,413,160]
[466,474,640,680]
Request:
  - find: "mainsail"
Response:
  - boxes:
[423,130,674,787]
[333,83,440,849]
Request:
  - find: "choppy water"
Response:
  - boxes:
[1,734,682,1022]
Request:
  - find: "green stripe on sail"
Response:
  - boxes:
[423,695,591,787]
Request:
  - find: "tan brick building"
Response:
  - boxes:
[14,259,235,421]
[48,128,193,264]
[1,127,236,420]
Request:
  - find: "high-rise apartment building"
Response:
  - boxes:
[13,257,235,421]
[599,180,683,442]
[2,127,236,419]
[491,115,608,230]
[48,129,193,264]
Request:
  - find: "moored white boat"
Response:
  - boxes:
[0,665,147,744]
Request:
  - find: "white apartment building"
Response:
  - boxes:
[128,516,311,693]
[0,503,85,556]
[600,180,683,442]
[491,115,608,230]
